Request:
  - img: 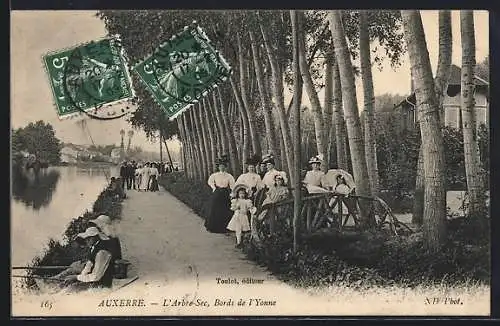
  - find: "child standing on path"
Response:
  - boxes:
[227,184,256,248]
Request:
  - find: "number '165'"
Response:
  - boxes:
[53,57,68,69]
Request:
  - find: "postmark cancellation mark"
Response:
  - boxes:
[43,37,134,120]
[132,24,232,120]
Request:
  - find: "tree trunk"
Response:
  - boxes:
[230,76,250,164]
[197,103,213,176]
[412,10,452,225]
[298,12,327,172]
[331,53,348,170]
[186,111,202,182]
[324,51,334,170]
[181,114,192,179]
[401,10,447,252]
[288,61,303,146]
[249,30,278,158]
[412,147,425,225]
[237,33,262,158]
[258,13,295,183]
[291,9,302,252]
[180,116,194,179]
[436,10,453,126]
[185,114,197,180]
[216,88,242,176]
[176,117,189,178]
[202,97,217,175]
[192,105,209,182]
[207,94,225,155]
[460,10,483,217]
[328,10,373,227]
[278,123,288,174]
[359,10,379,196]
[211,92,229,155]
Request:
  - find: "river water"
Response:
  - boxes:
[11,165,118,268]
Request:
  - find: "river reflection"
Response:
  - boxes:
[12,168,61,210]
[11,165,118,267]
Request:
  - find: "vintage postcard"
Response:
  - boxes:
[11,10,491,317]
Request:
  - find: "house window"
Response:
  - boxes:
[476,107,487,128]
[474,92,488,107]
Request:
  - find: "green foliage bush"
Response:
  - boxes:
[12,121,62,164]
[241,222,489,289]
[376,119,490,196]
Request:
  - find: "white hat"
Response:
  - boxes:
[232,183,249,197]
[89,215,114,237]
[309,154,324,164]
[90,214,111,227]
[76,226,109,240]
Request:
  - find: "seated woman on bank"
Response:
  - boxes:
[62,227,117,289]
[303,155,328,194]
[52,226,110,280]
[328,173,356,216]
[88,214,122,260]
[52,236,90,281]
[107,177,126,199]
[256,174,291,233]
[261,154,288,189]
[258,173,290,219]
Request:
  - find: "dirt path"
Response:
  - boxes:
[11,186,489,316]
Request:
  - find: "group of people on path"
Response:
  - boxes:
[204,153,356,247]
[51,214,124,290]
[119,160,174,193]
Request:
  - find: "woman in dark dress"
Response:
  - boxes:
[205,155,235,233]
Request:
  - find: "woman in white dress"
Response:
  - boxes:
[303,155,327,194]
[235,155,263,201]
[261,154,288,189]
[148,163,159,191]
[205,155,235,233]
[135,163,143,191]
[139,162,151,191]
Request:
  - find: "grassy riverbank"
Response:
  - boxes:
[21,187,124,290]
[159,172,490,291]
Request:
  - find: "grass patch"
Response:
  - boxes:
[159,172,212,219]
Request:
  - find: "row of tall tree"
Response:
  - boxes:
[403,10,487,249]
[99,10,488,251]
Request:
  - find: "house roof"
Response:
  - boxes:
[394,64,489,110]
[448,64,489,86]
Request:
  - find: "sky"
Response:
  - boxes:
[11,10,489,149]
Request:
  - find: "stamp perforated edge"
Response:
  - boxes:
[130,22,233,122]
[41,35,137,121]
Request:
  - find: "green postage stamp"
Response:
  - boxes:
[43,37,134,120]
[133,24,232,120]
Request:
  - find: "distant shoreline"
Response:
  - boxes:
[54,161,117,168]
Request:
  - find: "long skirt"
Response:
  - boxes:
[149,178,159,192]
[139,173,150,190]
[205,187,232,233]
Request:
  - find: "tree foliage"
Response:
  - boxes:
[12,120,62,164]
[376,111,489,196]
[475,55,489,82]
